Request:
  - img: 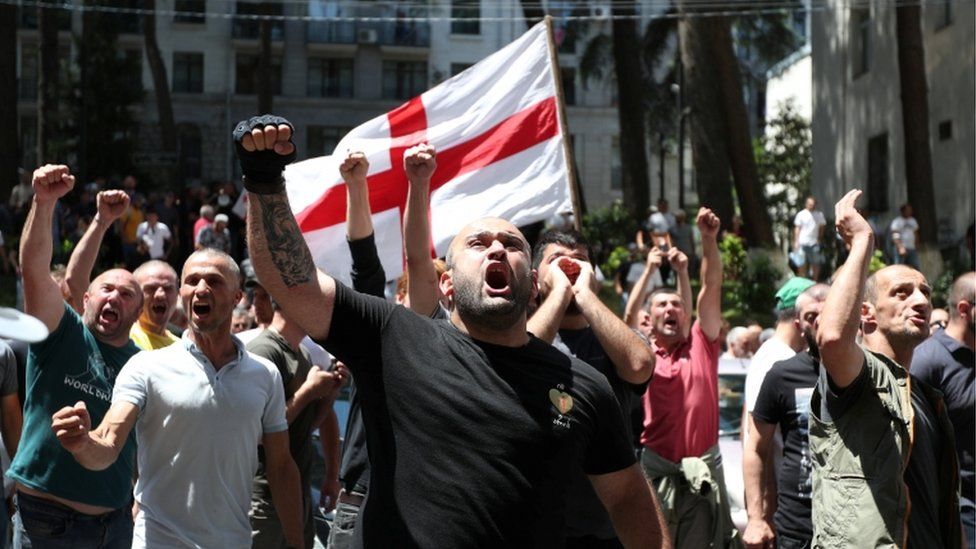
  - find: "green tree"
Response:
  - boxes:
[754,99,811,249]
[74,9,144,181]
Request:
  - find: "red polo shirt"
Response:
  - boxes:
[641,320,721,462]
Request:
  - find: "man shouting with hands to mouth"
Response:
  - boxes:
[236,114,669,548]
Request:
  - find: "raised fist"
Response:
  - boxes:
[696,207,721,240]
[404,143,437,186]
[32,164,75,203]
[667,247,688,273]
[96,190,130,223]
[646,247,664,272]
[233,115,297,193]
[52,401,91,455]
[834,190,872,246]
[339,151,369,186]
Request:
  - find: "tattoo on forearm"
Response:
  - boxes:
[256,194,315,288]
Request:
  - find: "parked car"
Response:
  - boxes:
[718,356,749,531]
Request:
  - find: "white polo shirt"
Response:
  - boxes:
[113,334,287,549]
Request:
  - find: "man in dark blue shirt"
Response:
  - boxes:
[912,271,975,548]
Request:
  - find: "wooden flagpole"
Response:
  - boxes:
[544,15,584,231]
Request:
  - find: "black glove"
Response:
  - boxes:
[233,114,297,194]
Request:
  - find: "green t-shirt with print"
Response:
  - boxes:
[8,303,139,508]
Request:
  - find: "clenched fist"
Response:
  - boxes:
[32,164,75,203]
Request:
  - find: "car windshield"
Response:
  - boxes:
[718,373,745,437]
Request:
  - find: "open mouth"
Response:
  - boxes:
[663,318,678,329]
[151,303,168,315]
[192,302,212,317]
[99,308,119,324]
[484,262,511,296]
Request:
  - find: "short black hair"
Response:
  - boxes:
[532,229,591,269]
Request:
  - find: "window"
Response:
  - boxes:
[174,0,206,23]
[382,61,427,100]
[234,1,284,40]
[451,0,480,35]
[19,45,37,101]
[450,63,472,77]
[561,68,576,106]
[851,6,871,77]
[123,49,143,89]
[611,137,622,190]
[178,123,203,182]
[307,58,353,98]
[938,120,952,141]
[866,133,888,212]
[235,53,282,95]
[938,0,954,29]
[307,126,351,157]
[173,52,204,93]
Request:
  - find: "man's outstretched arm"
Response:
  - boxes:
[21,165,75,332]
[238,117,338,342]
[64,190,130,313]
[53,400,139,471]
[590,464,671,548]
[817,190,873,389]
[403,144,442,316]
[696,208,723,341]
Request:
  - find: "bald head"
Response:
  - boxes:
[89,268,141,299]
[865,265,924,304]
[948,271,976,320]
[445,217,530,269]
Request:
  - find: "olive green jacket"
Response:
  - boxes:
[809,347,961,548]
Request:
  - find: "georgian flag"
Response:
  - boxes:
[282,21,572,285]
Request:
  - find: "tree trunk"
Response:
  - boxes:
[0,4,18,198]
[144,0,176,152]
[257,3,273,114]
[37,4,60,163]
[611,5,650,221]
[709,17,775,246]
[895,2,936,246]
[677,14,735,227]
[144,0,178,188]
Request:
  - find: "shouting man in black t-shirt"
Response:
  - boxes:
[743,282,828,548]
[235,116,670,548]
[529,229,661,547]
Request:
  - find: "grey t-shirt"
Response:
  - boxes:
[818,362,947,548]
[247,328,318,500]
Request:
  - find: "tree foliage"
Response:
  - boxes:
[754,99,811,249]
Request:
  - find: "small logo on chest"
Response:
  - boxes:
[549,385,573,429]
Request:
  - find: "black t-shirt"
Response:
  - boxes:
[320,283,636,548]
[338,234,388,495]
[911,329,975,503]
[555,327,647,541]
[819,361,948,548]
[752,351,819,540]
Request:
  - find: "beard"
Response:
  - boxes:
[453,265,533,331]
[803,328,820,361]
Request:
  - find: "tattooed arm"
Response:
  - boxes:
[242,124,338,342]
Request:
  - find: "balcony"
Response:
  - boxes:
[306,2,429,48]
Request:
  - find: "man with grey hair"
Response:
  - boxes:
[52,248,305,548]
[811,190,961,547]
[912,271,976,548]
[743,283,829,548]
[235,115,669,548]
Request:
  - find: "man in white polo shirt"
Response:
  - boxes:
[50,248,304,549]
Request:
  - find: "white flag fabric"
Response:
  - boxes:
[284,21,571,285]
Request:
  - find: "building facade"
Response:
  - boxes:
[811,0,974,258]
[15,0,690,214]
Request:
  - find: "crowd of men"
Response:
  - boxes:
[0,114,969,549]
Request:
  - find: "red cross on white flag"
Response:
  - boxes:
[283,21,574,285]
